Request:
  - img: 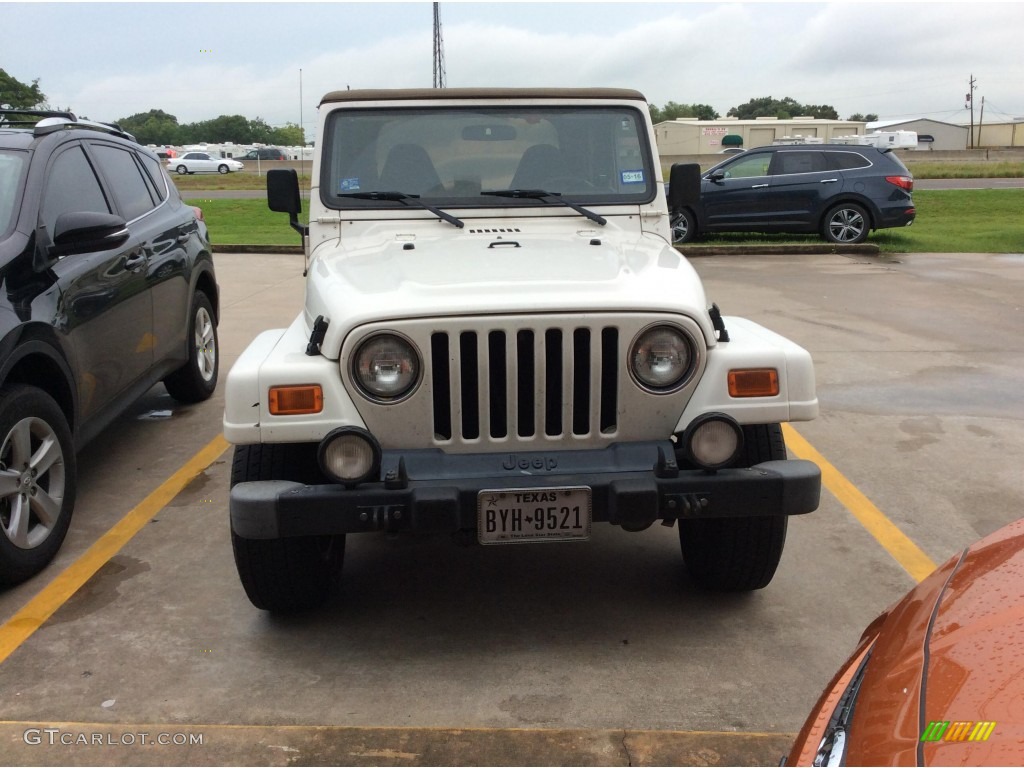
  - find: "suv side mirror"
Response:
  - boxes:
[667,163,702,211]
[50,211,129,258]
[267,168,308,238]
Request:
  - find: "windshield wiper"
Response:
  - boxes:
[481,189,606,226]
[337,191,464,229]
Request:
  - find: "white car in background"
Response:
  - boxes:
[168,152,244,175]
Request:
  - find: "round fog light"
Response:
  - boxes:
[318,428,381,485]
[685,414,743,470]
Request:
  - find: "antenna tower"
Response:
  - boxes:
[433,2,446,88]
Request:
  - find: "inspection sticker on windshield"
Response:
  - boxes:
[621,170,645,184]
[339,177,361,191]
[478,487,592,545]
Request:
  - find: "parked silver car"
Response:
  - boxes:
[168,152,244,175]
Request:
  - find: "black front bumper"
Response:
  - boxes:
[230,441,821,540]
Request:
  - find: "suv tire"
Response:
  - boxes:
[230,443,344,612]
[163,291,218,403]
[679,424,788,591]
[823,202,869,244]
[0,385,77,585]
[671,209,696,245]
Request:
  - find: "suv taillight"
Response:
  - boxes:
[191,206,205,221]
[885,175,914,192]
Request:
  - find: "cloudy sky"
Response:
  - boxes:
[3,1,1022,136]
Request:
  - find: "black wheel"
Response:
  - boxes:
[230,443,343,612]
[670,209,696,244]
[217,164,229,174]
[163,291,218,403]
[0,386,77,586]
[822,203,869,244]
[679,424,789,591]
[175,164,188,175]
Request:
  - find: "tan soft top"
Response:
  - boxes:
[319,87,647,106]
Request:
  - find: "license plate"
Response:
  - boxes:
[477,487,592,545]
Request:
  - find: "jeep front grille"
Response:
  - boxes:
[342,314,704,454]
[430,326,619,442]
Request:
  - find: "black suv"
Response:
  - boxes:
[240,147,286,160]
[0,110,219,584]
[669,144,915,245]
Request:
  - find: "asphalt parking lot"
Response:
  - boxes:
[0,249,1021,766]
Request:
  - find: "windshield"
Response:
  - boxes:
[320,105,655,210]
[0,150,28,238]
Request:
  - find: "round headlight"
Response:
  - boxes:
[318,428,381,485]
[685,414,743,470]
[353,333,420,401]
[630,325,694,392]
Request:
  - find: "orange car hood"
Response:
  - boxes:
[847,518,1024,767]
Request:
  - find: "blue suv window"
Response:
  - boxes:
[827,151,871,170]
[772,151,828,175]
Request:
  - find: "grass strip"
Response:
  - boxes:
[187,189,1024,253]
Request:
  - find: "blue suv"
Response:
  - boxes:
[669,144,916,245]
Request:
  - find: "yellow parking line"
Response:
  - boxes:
[782,423,937,582]
[1,426,935,665]
[0,435,231,667]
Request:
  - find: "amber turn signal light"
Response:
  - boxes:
[269,385,324,415]
[728,369,779,398]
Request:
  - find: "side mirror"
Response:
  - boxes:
[667,163,702,211]
[50,211,129,258]
[267,168,308,238]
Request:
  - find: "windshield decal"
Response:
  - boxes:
[339,177,361,192]
[621,170,645,184]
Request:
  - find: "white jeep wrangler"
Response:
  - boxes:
[224,88,821,612]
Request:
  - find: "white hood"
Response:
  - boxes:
[305,229,715,358]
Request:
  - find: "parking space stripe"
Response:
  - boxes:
[0,435,231,667]
[2,426,934,667]
[782,424,937,582]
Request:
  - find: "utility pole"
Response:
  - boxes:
[965,74,977,149]
[433,2,446,88]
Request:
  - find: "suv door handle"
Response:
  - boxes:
[751,183,769,189]
[820,178,839,184]
[124,250,147,271]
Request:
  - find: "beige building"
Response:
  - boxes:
[654,116,865,162]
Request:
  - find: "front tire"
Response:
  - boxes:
[163,291,218,403]
[679,424,789,591]
[217,164,229,174]
[0,386,77,586]
[670,209,696,244]
[822,203,869,244]
[230,443,343,612]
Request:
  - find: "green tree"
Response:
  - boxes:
[117,109,181,145]
[848,113,879,123]
[649,101,720,123]
[728,96,839,120]
[0,68,46,109]
[269,123,305,146]
[801,103,839,120]
[184,114,253,143]
[248,117,274,144]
